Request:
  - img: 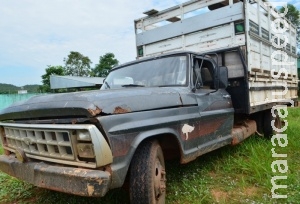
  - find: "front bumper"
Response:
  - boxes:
[0,155,111,197]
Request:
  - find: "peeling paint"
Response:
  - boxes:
[231,120,256,145]
[88,107,102,116]
[87,184,95,196]
[182,124,195,140]
[113,106,131,114]
[96,178,103,185]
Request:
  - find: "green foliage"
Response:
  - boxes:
[0,173,36,203]
[279,4,300,26]
[0,83,18,94]
[92,53,119,77]
[279,4,300,50]
[0,143,3,155]
[39,65,64,93]
[63,51,92,77]
[0,83,40,94]
[38,51,118,92]
[23,85,40,93]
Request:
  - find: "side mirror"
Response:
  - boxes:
[219,66,228,89]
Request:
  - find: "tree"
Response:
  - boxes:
[279,4,300,49]
[92,53,119,77]
[279,4,300,26]
[40,65,64,92]
[63,51,92,77]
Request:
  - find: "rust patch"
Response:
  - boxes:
[113,106,131,114]
[88,107,102,116]
[110,134,136,157]
[231,120,256,145]
[231,136,240,146]
[96,178,103,185]
[87,184,95,196]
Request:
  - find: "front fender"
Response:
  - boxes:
[109,128,183,189]
[96,107,198,189]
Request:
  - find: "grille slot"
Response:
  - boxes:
[4,127,74,160]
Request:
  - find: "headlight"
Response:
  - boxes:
[77,143,95,158]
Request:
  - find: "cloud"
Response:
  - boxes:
[1,0,298,86]
[0,0,188,86]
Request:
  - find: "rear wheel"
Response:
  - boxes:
[263,109,282,139]
[129,140,166,204]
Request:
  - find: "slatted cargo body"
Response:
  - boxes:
[134,0,298,113]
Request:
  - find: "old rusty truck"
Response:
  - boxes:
[0,0,298,203]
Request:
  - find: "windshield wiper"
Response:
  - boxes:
[121,84,145,87]
[104,81,111,89]
[158,85,181,87]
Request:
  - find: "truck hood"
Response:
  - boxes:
[0,87,185,120]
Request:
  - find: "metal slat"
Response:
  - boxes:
[136,2,244,47]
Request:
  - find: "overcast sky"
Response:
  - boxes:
[0,0,299,86]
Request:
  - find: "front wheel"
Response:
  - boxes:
[129,140,166,204]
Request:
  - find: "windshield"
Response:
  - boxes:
[101,56,187,90]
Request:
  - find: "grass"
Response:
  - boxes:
[0,107,299,203]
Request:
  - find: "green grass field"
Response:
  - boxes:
[0,107,299,204]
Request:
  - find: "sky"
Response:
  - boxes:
[0,0,299,86]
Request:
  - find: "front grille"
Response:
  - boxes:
[4,127,74,160]
[0,122,113,168]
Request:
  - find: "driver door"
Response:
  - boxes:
[184,57,234,156]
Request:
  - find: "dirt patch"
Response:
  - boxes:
[243,187,258,196]
[211,189,228,203]
[208,171,217,178]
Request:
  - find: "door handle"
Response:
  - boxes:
[223,94,231,99]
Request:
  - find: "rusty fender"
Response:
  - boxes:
[0,155,111,197]
[231,120,257,145]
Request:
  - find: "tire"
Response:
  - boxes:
[263,109,282,139]
[129,140,166,204]
[252,112,264,135]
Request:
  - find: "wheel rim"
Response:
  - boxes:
[154,158,166,201]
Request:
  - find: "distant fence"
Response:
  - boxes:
[0,94,44,110]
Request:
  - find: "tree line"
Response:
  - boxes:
[40,52,119,92]
[0,84,40,94]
